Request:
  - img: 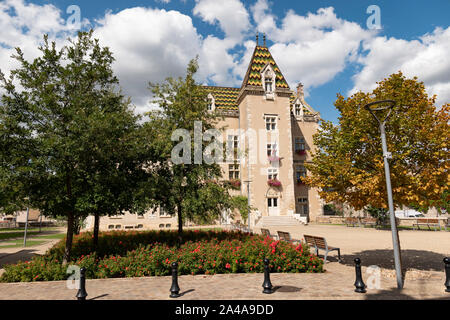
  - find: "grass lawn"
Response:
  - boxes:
[0,227,60,233]
[0,229,65,241]
[34,233,66,240]
[0,231,41,241]
[0,240,46,249]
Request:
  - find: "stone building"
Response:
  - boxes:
[86,39,325,232]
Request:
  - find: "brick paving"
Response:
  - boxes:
[0,224,448,300]
[0,262,448,300]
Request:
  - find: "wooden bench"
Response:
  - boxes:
[345,217,359,227]
[413,218,441,231]
[360,217,377,227]
[304,234,341,263]
[260,228,278,240]
[277,231,301,245]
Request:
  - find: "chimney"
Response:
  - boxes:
[297,83,304,98]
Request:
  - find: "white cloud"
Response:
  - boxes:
[93,7,202,114]
[351,27,450,106]
[0,0,80,77]
[250,2,373,92]
[193,0,251,43]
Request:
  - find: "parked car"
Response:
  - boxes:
[394,209,425,218]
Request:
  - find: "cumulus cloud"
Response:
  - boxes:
[351,27,450,106]
[250,2,373,92]
[0,0,84,78]
[93,7,202,113]
[193,0,251,43]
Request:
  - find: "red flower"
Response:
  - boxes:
[225,263,231,269]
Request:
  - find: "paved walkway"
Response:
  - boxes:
[0,262,448,300]
[0,224,448,300]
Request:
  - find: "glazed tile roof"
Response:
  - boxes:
[241,46,290,89]
[204,86,240,111]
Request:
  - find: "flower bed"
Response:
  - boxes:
[0,230,323,282]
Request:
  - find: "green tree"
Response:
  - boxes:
[145,59,239,242]
[304,72,449,212]
[0,31,146,262]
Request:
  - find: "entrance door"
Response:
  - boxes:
[267,197,279,216]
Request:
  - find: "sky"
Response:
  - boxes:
[0,0,449,122]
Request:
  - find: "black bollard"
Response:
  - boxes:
[444,257,450,293]
[354,258,366,293]
[170,262,181,298]
[262,258,273,294]
[76,267,88,300]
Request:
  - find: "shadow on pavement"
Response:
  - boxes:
[273,285,302,293]
[89,294,109,300]
[0,249,41,268]
[179,289,195,297]
[339,249,446,272]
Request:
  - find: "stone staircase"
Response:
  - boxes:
[255,215,304,227]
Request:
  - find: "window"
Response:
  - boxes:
[294,137,305,152]
[268,168,278,180]
[229,164,240,180]
[265,79,273,92]
[297,198,309,215]
[295,104,302,116]
[115,224,122,229]
[207,94,215,111]
[295,165,307,183]
[267,143,277,156]
[265,116,277,131]
[227,135,239,159]
[108,225,114,230]
[264,69,274,93]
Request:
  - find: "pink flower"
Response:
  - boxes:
[225,263,231,269]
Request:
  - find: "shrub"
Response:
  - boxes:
[0,230,323,282]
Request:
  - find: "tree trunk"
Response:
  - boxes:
[63,211,74,264]
[93,212,100,252]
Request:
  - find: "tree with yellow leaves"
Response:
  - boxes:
[304,72,449,212]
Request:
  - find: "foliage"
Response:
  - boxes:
[229,196,252,223]
[0,230,323,282]
[304,72,449,211]
[0,31,147,261]
[143,59,241,235]
[364,205,389,225]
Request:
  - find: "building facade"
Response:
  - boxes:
[86,40,324,232]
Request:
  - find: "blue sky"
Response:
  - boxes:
[1,0,449,122]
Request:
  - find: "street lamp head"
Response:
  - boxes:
[364,99,396,125]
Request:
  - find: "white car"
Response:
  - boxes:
[394,209,425,218]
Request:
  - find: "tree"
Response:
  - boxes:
[304,72,449,212]
[0,31,146,262]
[145,59,239,242]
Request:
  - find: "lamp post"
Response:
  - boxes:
[364,100,403,289]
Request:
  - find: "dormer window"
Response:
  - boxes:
[265,77,273,93]
[261,64,276,100]
[207,93,215,112]
[295,103,302,116]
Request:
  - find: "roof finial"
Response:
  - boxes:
[256,32,259,45]
[263,33,266,47]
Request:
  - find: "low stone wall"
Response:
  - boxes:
[314,215,449,228]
